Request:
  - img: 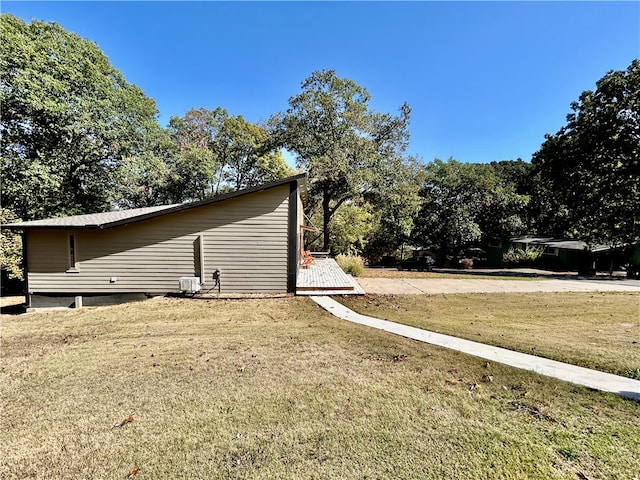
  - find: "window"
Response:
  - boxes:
[543,246,559,256]
[67,234,79,272]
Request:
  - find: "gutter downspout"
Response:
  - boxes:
[287,180,299,293]
[21,230,30,308]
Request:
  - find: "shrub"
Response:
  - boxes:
[459,258,474,269]
[503,245,544,265]
[336,254,365,277]
[0,208,23,280]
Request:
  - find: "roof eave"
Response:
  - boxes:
[105,173,307,229]
[2,173,308,231]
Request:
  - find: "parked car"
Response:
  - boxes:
[397,255,435,271]
[381,255,398,267]
[458,248,487,267]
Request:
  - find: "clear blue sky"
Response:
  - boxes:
[3,1,639,164]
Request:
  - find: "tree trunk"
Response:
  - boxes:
[322,184,331,252]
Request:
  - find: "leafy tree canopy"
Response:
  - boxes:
[0,208,23,280]
[270,69,412,251]
[412,158,529,262]
[0,14,161,220]
[166,107,291,202]
[532,59,640,246]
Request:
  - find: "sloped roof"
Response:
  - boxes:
[511,236,588,250]
[3,204,180,229]
[510,236,615,252]
[4,173,306,230]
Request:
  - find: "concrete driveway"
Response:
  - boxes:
[356,277,640,294]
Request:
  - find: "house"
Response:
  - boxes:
[4,174,307,308]
[487,236,626,273]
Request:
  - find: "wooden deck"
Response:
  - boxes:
[296,258,365,295]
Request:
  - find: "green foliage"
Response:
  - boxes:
[557,447,580,461]
[502,245,544,265]
[362,156,424,263]
[412,159,529,258]
[532,59,640,246]
[0,14,160,220]
[624,368,640,380]
[335,253,365,277]
[166,107,226,201]
[303,202,374,256]
[0,208,23,280]
[221,115,292,190]
[167,108,292,202]
[116,126,174,209]
[490,159,534,196]
[272,69,412,251]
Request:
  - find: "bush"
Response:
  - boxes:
[503,245,544,265]
[0,208,23,280]
[459,258,474,269]
[336,254,365,277]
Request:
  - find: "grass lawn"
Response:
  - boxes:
[361,267,541,281]
[1,296,639,479]
[338,292,640,379]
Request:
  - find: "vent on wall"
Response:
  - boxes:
[179,277,201,293]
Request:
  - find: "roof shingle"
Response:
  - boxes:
[2,173,307,230]
[3,204,179,229]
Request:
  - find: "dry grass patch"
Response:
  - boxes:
[1,296,639,479]
[339,292,640,377]
[1,295,24,308]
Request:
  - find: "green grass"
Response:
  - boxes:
[1,296,639,479]
[338,292,640,377]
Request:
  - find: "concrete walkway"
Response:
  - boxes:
[356,277,640,294]
[311,296,640,401]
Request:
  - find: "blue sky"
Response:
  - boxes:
[3,1,639,164]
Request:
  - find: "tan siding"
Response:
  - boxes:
[27,185,291,294]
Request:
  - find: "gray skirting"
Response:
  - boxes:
[29,293,149,309]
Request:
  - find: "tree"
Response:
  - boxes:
[0,15,161,220]
[531,60,640,247]
[271,70,411,251]
[166,108,226,201]
[490,159,534,196]
[362,156,425,262]
[166,107,291,202]
[305,202,376,255]
[116,125,174,209]
[0,208,23,281]
[220,115,291,191]
[412,159,529,263]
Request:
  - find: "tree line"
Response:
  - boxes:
[1,14,638,280]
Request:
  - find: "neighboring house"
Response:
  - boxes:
[487,236,626,273]
[4,174,306,308]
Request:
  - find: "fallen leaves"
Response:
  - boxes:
[127,467,141,478]
[114,414,134,428]
[511,402,557,423]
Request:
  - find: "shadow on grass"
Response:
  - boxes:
[1,303,27,315]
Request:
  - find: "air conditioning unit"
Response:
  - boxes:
[179,276,201,293]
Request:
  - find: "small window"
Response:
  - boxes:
[67,234,79,272]
[543,246,559,256]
